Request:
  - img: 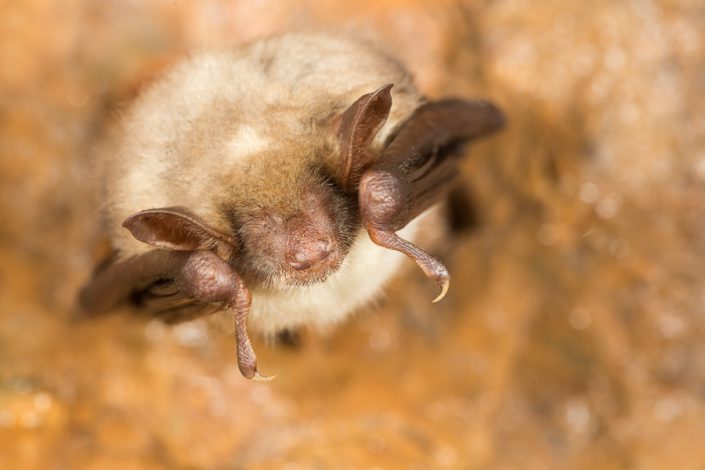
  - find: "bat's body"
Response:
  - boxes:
[82,33,504,379]
[98,34,430,334]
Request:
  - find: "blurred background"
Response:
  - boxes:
[2,0,705,468]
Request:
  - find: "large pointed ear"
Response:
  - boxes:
[122,207,236,257]
[335,83,393,192]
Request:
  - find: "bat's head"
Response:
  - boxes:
[122,84,396,289]
[230,171,357,287]
[218,83,398,288]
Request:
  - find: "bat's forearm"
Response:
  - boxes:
[366,227,450,302]
[81,249,271,381]
[174,251,271,380]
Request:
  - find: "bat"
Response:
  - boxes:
[79,32,505,380]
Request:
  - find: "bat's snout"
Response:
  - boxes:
[282,214,342,283]
[286,238,333,271]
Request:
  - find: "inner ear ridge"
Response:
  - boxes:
[123,206,236,253]
[338,83,394,191]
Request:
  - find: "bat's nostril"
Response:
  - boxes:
[287,257,312,271]
[316,239,332,252]
[286,241,332,271]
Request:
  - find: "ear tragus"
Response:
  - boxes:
[123,207,236,257]
[336,83,393,192]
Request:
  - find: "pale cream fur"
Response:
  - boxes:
[226,126,270,161]
[97,32,438,335]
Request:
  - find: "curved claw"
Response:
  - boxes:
[238,361,276,382]
[432,277,450,303]
[251,372,276,382]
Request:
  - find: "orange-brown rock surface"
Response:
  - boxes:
[2,1,705,468]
